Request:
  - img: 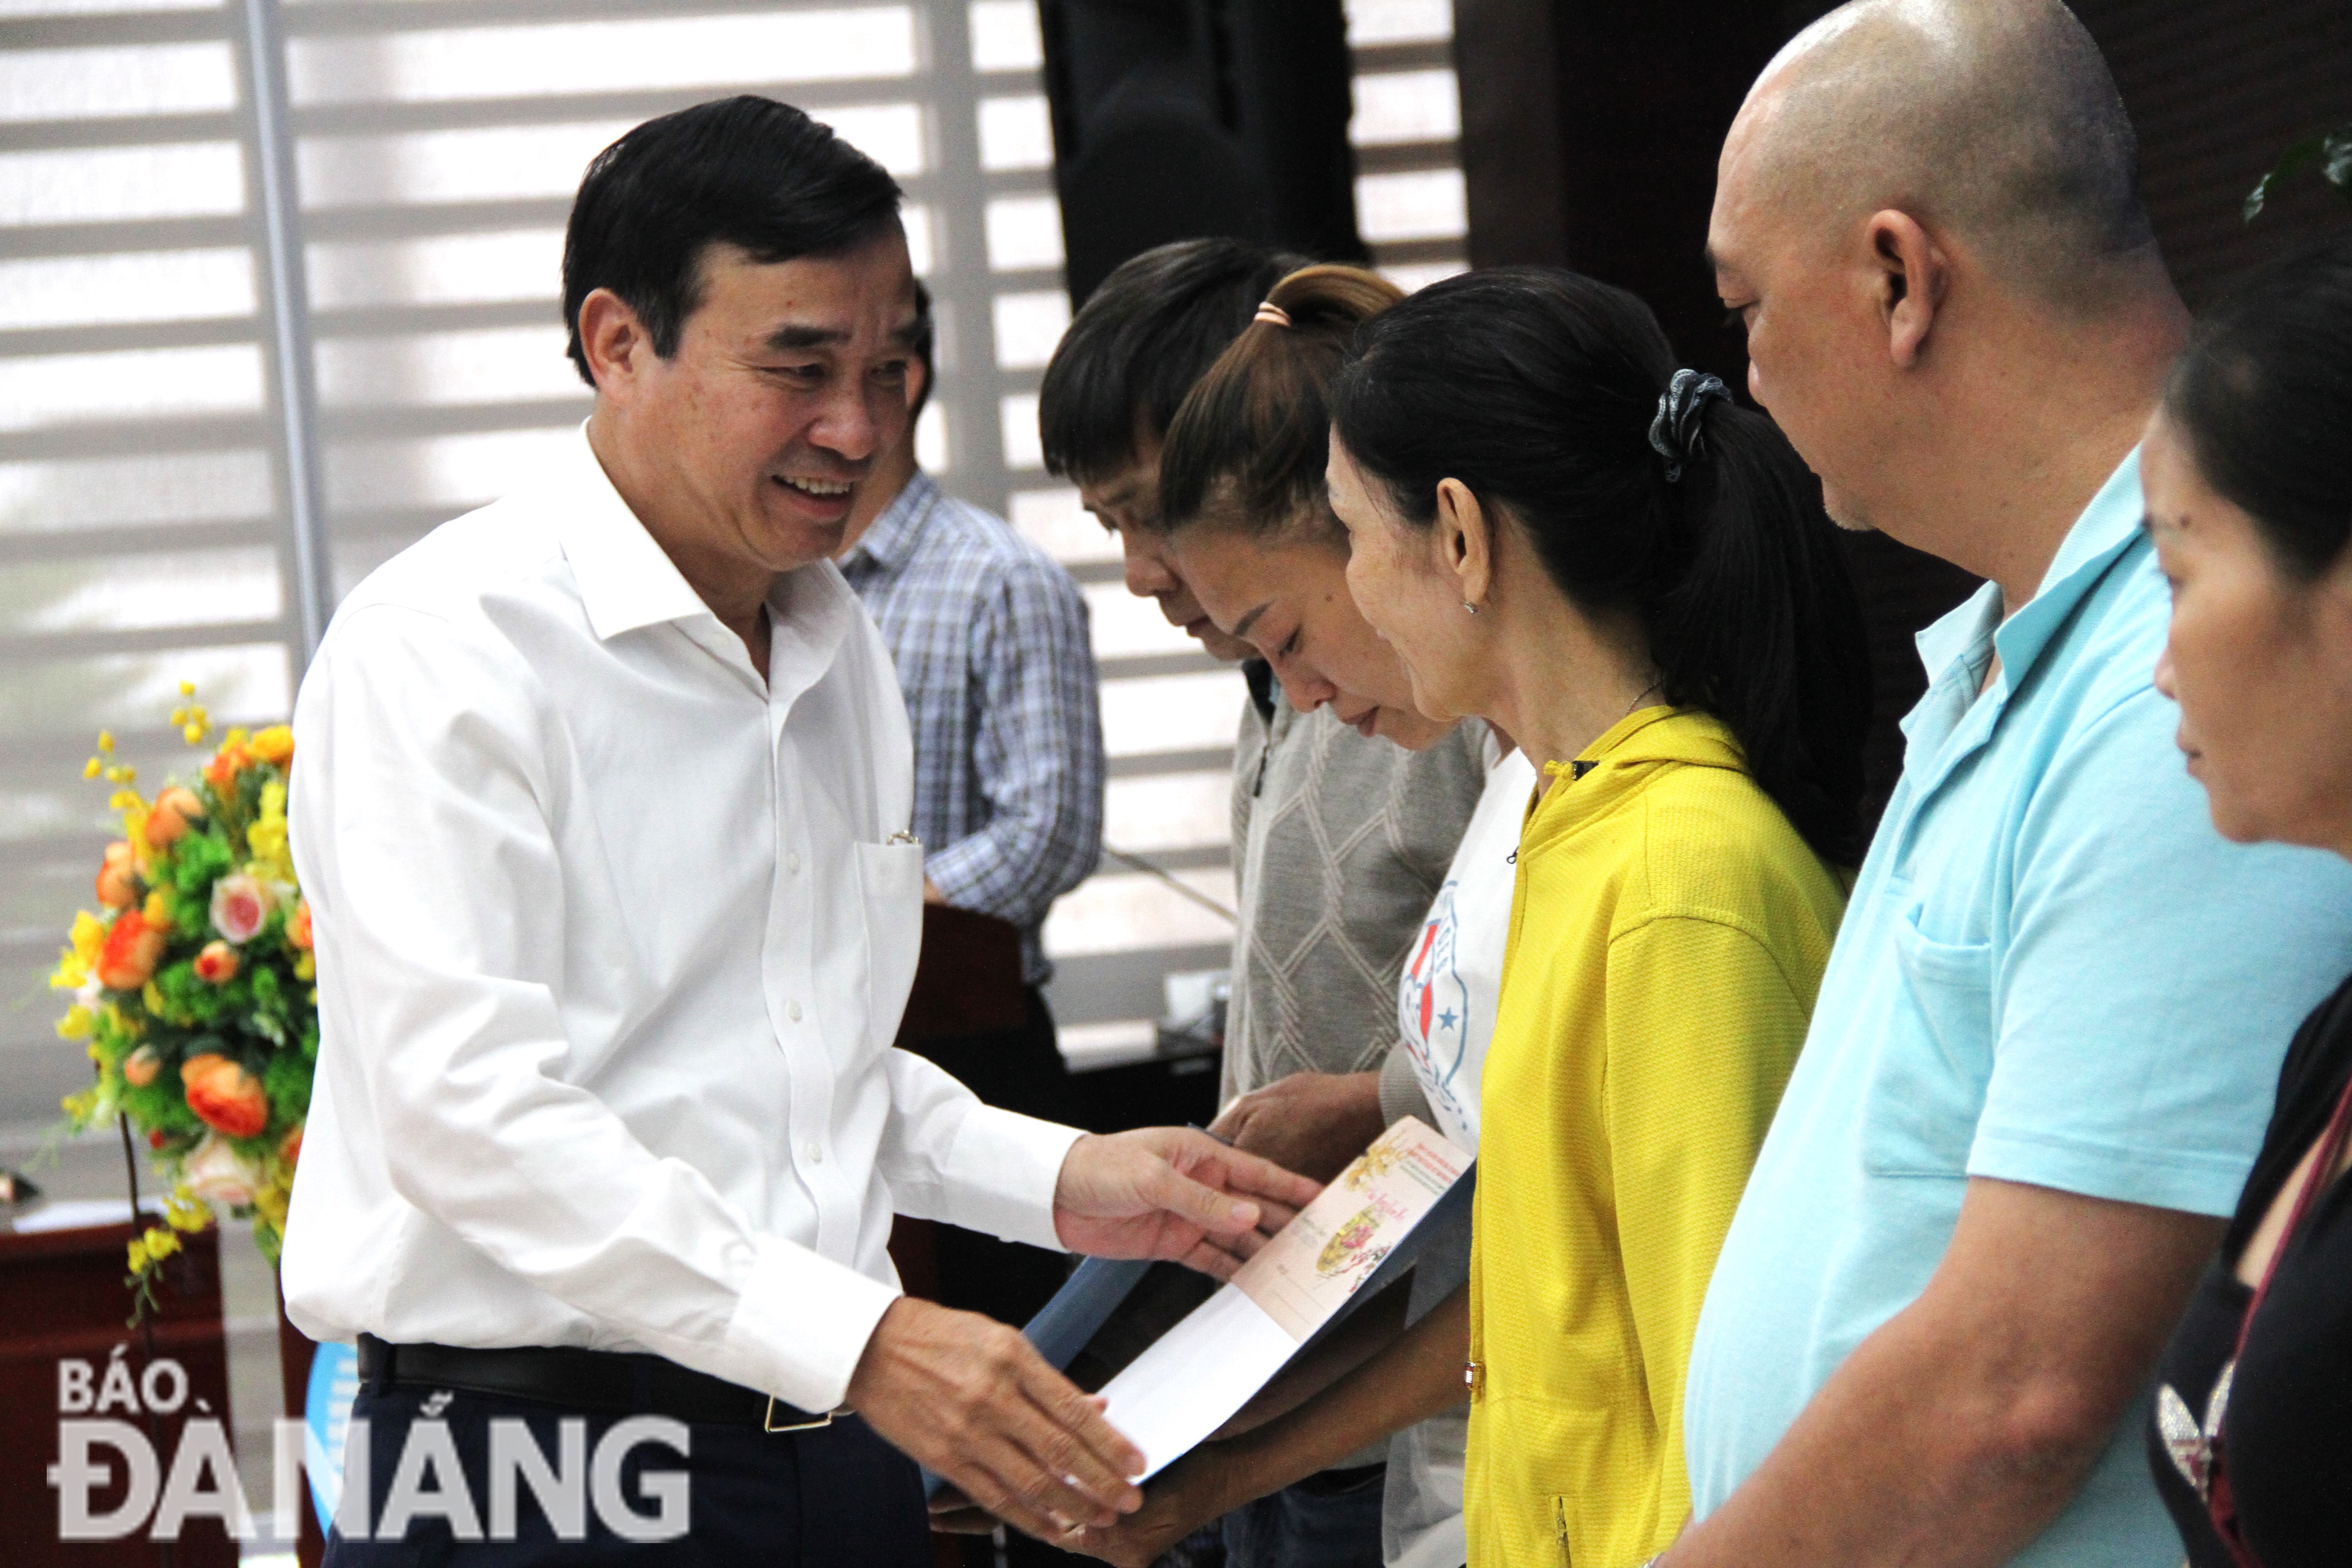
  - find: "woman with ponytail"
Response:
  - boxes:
[1318,267,1870,1568]
[1063,264,1522,1568]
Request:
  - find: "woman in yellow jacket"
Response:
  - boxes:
[1324,268,1872,1567]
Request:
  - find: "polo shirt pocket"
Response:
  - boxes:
[1861,908,1995,1177]
[853,840,925,1053]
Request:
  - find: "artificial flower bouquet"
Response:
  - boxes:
[51,686,316,1313]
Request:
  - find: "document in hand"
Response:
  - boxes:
[1095,1117,1472,1477]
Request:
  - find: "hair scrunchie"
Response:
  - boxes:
[1648,368,1732,483]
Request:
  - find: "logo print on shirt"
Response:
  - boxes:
[1400,881,1473,1132]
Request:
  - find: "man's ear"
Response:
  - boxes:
[577,287,652,397]
[1864,210,1950,371]
[1434,479,1493,610]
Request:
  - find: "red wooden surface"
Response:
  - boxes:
[0,1221,236,1568]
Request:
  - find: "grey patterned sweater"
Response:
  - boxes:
[1223,661,1489,1118]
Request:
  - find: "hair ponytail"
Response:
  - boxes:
[1330,267,1872,864]
[1157,263,1405,538]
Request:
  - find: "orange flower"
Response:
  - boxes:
[203,745,250,791]
[95,841,139,909]
[247,725,294,767]
[180,1054,268,1139]
[193,940,239,985]
[145,786,204,850]
[122,1045,162,1088]
[94,911,166,992]
[286,900,313,951]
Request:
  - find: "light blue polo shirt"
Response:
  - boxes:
[1684,451,2352,1564]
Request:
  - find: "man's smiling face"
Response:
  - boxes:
[603,231,921,575]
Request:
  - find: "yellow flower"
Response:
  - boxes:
[142,1226,180,1263]
[143,888,173,927]
[170,707,187,727]
[183,723,204,745]
[83,757,102,779]
[97,730,115,753]
[248,725,294,768]
[246,780,294,881]
[253,1180,290,1235]
[125,1236,150,1273]
[50,911,106,990]
[56,1003,93,1040]
[142,980,165,1016]
[179,681,196,698]
[294,952,316,982]
[165,1186,209,1233]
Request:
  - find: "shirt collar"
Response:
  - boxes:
[1912,446,2146,692]
[1992,445,2147,682]
[556,424,716,643]
[843,469,941,572]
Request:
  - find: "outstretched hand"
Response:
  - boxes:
[849,1296,1143,1544]
[1052,1127,1322,1277]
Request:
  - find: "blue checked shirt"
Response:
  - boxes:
[841,471,1105,985]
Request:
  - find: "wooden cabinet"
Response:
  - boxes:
[0,1220,236,1568]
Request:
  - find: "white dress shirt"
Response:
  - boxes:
[281,428,1084,1413]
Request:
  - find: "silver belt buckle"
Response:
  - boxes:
[764,1398,841,1434]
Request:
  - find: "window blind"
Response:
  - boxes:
[0,0,1471,1122]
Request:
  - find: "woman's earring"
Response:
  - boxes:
[1462,601,1480,616]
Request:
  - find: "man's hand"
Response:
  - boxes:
[1064,1444,1241,1567]
[1053,1127,1321,1277]
[848,1296,1143,1543]
[1209,1071,1387,1184]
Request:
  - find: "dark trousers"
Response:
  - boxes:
[1218,1464,1387,1568]
[323,1380,928,1567]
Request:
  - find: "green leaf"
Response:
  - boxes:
[2249,125,2352,221]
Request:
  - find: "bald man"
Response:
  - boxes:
[1661,5,2352,1568]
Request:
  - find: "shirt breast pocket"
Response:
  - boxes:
[854,840,926,1054]
[1860,908,1996,1178]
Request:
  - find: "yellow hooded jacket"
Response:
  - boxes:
[1465,706,1847,1567]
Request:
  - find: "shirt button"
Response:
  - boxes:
[805,1141,824,1164]
[786,851,802,874]
[786,1000,803,1023]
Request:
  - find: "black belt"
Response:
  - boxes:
[357,1335,843,1432]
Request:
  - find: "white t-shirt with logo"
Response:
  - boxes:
[1397,739,1534,1150]
[1385,736,1535,1568]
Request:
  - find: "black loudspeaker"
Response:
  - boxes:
[1040,0,1368,304]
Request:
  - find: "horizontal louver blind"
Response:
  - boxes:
[0,0,1470,1124]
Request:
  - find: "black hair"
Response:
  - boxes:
[1039,237,1313,483]
[2166,230,2352,580]
[563,96,903,387]
[908,279,936,427]
[1330,267,1873,866]
[1158,264,1401,538]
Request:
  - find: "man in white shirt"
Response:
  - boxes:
[281,96,1315,1567]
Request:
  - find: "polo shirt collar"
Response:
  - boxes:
[1911,446,2146,698]
[556,424,714,643]
[1991,446,2146,685]
[843,470,941,573]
